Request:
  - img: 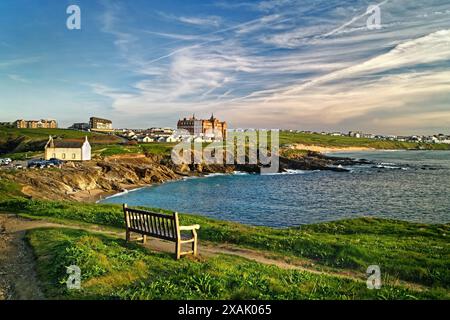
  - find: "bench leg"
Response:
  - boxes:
[192,230,198,257]
[175,241,181,260]
[125,229,131,242]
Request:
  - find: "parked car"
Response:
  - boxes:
[28,160,46,169]
[0,158,12,166]
[27,158,64,169]
[48,158,65,166]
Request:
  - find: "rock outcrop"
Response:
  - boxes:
[4,151,372,202]
[7,155,180,201]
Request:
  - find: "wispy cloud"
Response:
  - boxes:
[143,31,221,42]
[157,11,222,27]
[8,0,444,133]
[7,74,30,83]
[178,16,222,27]
[322,0,390,37]
[0,57,40,69]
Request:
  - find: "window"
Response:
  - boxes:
[72,154,76,159]
[52,153,56,158]
[62,153,66,159]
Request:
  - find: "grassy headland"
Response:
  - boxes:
[0,127,121,157]
[279,131,450,150]
[26,227,446,300]
[1,197,448,296]
[92,143,176,158]
[2,127,449,161]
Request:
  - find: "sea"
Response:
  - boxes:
[100,150,450,228]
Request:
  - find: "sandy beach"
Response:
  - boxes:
[289,144,374,154]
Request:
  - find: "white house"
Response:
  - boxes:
[138,135,154,143]
[165,135,180,143]
[45,136,91,161]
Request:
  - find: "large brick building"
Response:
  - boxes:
[14,119,58,129]
[177,114,227,139]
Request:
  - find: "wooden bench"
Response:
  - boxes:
[123,204,200,259]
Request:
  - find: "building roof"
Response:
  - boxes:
[50,140,84,148]
[46,136,89,149]
[90,117,112,123]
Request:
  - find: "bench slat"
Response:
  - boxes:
[125,208,175,220]
[150,214,157,234]
[162,217,168,237]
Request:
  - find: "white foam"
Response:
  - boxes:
[97,186,147,203]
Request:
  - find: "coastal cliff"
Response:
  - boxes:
[5,155,178,201]
[2,151,370,202]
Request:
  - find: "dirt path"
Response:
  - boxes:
[0,214,423,299]
[0,214,55,300]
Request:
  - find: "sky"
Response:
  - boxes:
[0,0,450,135]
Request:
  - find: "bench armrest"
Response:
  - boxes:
[179,224,200,231]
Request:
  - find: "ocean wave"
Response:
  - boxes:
[98,186,147,203]
[374,164,408,170]
[263,169,320,176]
[233,171,251,175]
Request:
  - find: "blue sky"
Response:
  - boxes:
[0,0,450,134]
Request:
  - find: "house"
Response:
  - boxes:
[157,136,180,143]
[45,136,91,161]
[166,135,180,143]
[123,130,136,138]
[348,131,362,138]
[138,135,154,143]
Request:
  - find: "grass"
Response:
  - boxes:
[279,131,450,150]
[27,227,446,300]
[0,175,24,201]
[281,148,310,158]
[3,128,448,160]
[0,127,121,155]
[92,143,176,158]
[2,198,448,291]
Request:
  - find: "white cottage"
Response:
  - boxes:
[138,135,154,143]
[45,136,91,161]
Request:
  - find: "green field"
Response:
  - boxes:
[2,126,449,159]
[279,131,450,150]
[26,227,445,300]
[0,197,448,297]
[0,174,448,299]
[0,127,121,155]
[92,143,176,158]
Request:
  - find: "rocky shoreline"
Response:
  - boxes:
[2,151,373,203]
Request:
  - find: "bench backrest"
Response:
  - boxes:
[123,204,180,241]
